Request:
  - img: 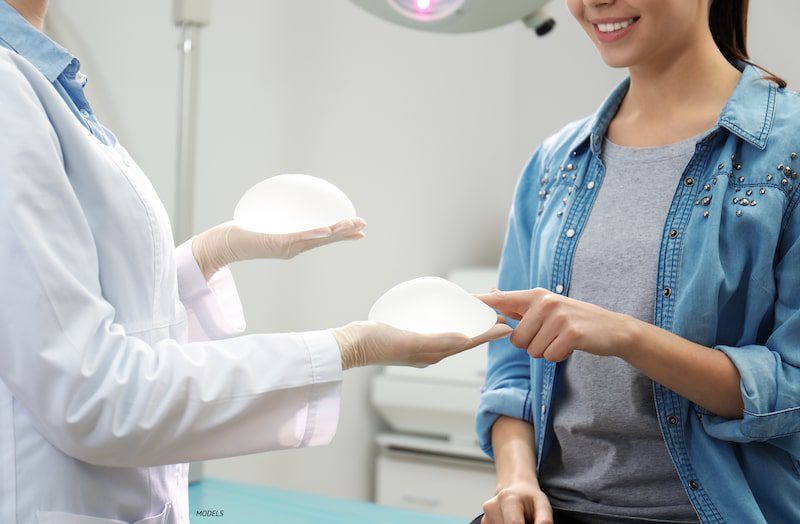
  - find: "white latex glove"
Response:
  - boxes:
[331,320,513,370]
[191,218,366,280]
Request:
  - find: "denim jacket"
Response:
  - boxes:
[476,64,800,523]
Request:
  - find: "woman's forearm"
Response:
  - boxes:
[619,317,744,419]
[479,289,745,419]
[491,416,539,489]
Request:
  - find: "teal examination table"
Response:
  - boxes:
[189,478,465,524]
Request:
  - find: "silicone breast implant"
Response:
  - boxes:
[369,277,498,338]
[234,174,357,234]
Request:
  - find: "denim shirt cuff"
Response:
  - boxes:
[708,344,800,441]
[475,387,531,460]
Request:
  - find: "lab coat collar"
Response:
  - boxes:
[0,0,75,83]
[568,62,777,156]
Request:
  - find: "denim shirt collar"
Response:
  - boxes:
[0,0,76,83]
[569,63,777,156]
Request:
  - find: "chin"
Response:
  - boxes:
[596,49,640,69]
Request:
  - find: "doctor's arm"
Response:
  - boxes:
[173,220,366,341]
[174,213,365,343]
[0,57,506,468]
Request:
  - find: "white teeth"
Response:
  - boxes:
[597,18,635,33]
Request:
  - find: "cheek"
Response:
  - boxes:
[635,1,703,48]
[565,0,583,22]
[566,0,594,39]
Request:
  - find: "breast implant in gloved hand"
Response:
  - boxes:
[369,276,498,338]
[333,277,509,369]
[234,174,357,234]
[191,174,364,280]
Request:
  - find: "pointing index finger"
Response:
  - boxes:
[475,289,536,320]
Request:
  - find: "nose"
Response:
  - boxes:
[584,0,615,7]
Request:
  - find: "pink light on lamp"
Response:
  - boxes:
[416,0,431,11]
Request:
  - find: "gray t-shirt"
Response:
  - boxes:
[537,134,705,523]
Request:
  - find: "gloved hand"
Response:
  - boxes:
[331,320,513,370]
[191,218,366,280]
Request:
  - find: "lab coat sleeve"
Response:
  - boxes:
[174,238,246,341]
[699,194,800,452]
[0,52,342,468]
[475,149,541,460]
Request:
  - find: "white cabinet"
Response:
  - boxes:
[375,448,495,519]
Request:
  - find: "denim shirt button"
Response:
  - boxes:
[684,177,694,187]
[566,228,576,238]
[667,415,678,425]
[555,284,564,294]
[669,229,679,238]
[689,480,700,490]
[663,287,672,297]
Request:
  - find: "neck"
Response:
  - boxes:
[7,0,48,31]
[623,29,741,127]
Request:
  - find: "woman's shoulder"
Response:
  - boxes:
[513,116,593,202]
[772,84,800,138]
[521,116,593,175]
[537,115,593,158]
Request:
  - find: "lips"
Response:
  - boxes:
[590,16,640,43]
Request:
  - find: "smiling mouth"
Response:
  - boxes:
[595,17,640,33]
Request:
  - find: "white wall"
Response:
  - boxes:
[50,0,799,503]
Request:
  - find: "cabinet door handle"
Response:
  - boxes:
[401,494,440,508]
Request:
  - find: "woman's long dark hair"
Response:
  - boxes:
[709,0,787,87]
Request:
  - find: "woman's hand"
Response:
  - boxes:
[191,218,366,280]
[481,480,553,524]
[331,320,512,370]
[476,288,639,362]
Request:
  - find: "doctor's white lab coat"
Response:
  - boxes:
[0,49,343,524]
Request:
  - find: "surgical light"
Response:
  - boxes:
[351,0,555,36]
[390,0,463,21]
